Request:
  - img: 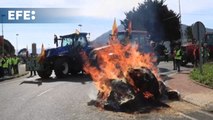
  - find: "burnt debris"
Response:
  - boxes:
[88,67,180,113]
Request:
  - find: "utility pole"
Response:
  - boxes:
[1,14,5,55]
[16,34,19,55]
[178,0,183,43]
[179,0,181,19]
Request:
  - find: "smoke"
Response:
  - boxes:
[88,84,99,100]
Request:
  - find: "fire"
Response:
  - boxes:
[143,91,154,99]
[83,39,160,101]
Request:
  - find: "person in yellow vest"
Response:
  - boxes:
[7,54,13,76]
[2,56,8,76]
[0,55,4,77]
[12,55,20,74]
[175,45,182,72]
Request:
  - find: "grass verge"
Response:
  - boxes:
[190,63,213,88]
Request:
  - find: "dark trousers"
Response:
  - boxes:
[13,65,19,74]
[165,55,169,62]
[173,58,176,70]
[0,67,4,77]
[30,70,37,76]
[4,68,8,75]
[175,59,181,72]
[8,65,12,76]
[194,57,198,67]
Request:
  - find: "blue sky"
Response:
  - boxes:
[0,0,213,53]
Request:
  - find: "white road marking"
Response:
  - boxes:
[179,112,198,120]
[37,88,53,97]
[197,110,213,117]
[25,77,36,81]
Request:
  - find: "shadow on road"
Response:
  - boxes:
[160,75,173,81]
[159,68,170,73]
[20,74,92,86]
[182,64,194,68]
[20,80,42,86]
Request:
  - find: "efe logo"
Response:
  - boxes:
[8,10,35,20]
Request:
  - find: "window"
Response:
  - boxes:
[77,36,87,47]
[117,32,149,46]
[62,37,73,47]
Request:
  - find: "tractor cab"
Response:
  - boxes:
[59,32,89,48]
[46,32,92,58]
[116,30,160,65]
[117,30,149,45]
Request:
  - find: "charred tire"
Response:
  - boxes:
[54,58,69,78]
[37,67,52,79]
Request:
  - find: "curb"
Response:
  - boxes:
[181,96,213,112]
[162,70,213,112]
[190,78,213,89]
[0,72,29,81]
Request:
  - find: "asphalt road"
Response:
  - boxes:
[0,62,212,120]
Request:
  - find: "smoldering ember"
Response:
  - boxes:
[83,39,180,112]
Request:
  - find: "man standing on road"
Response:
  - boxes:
[164,47,169,62]
[29,54,37,77]
[175,45,182,72]
[8,55,13,76]
[0,55,4,77]
[193,45,199,67]
[172,46,177,70]
[12,55,20,74]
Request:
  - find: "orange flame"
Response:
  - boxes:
[143,91,154,99]
[83,39,160,100]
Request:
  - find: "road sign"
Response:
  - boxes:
[192,21,206,42]
[192,21,206,74]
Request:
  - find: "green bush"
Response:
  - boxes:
[190,63,213,88]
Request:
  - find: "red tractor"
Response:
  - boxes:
[181,32,213,65]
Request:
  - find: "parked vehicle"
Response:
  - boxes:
[26,32,93,78]
[181,32,213,65]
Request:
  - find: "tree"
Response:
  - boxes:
[0,39,15,55]
[122,0,181,44]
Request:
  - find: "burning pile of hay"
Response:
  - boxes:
[83,39,179,112]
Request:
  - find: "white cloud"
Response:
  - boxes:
[165,0,213,28]
[165,0,213,14]
[76,0,143,19]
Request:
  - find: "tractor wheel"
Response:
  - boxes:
[70,70,80,75]
[37,67,52,79]
[54,58,69,78]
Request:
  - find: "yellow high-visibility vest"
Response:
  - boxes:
[0,58,3,67]
[12,57,19,65]
[175,49,182,60]
[3,58,8,68]
[7,57,12,66]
